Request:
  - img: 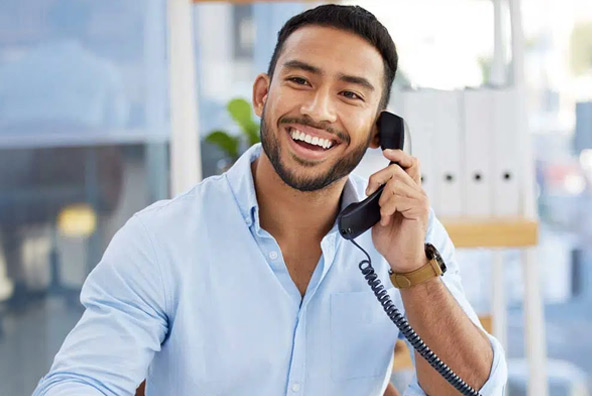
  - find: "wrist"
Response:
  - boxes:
[390,244,447,289]
[389,253,428,274]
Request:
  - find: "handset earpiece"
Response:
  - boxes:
[338,112,405,240]
[378,112,405,152]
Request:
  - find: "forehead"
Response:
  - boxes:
[277,25,384,84]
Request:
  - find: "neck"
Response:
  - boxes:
[252,153,346,242]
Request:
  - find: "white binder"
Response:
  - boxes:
[431,90,464,218]
[492,87,522,216]
[462,89,494,217]
[394,90,439,214]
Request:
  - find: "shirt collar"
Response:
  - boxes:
[225,143,364,232]
[225,143,262,228]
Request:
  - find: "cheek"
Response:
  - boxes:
[342,115,374,146]
[267,91,295,119]
[276,89,310,110]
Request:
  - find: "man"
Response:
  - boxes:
[34,5,506,396]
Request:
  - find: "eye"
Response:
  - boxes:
[341,90,363,101]
[287,77,310,86]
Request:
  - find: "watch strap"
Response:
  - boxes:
[390,251,444,289]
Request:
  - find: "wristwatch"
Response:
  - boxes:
[390,243,447,289]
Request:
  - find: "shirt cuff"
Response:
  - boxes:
[403,333,507,396]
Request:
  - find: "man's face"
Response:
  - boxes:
[253,25,385,192]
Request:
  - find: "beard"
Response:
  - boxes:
[260,107,371,192]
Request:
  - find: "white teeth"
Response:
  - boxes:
[289,128,334,150]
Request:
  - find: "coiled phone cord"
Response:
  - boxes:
[349,239,482,396]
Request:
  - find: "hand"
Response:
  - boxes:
[366,149,430,273]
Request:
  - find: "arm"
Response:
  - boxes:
[368,149,507,395]
[33,215,169,396]
[401,275,492,394]
[398,214,507,396]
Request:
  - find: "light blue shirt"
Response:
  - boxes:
[33,144,507,396]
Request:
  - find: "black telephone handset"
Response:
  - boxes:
[338,112,405,240]
[337,111,481,396]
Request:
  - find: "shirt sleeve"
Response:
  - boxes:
[32,214,169,396]
[401,209,508,396]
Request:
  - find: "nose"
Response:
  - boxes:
[300,87,337,125]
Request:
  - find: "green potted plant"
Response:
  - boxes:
[205,98,260,171]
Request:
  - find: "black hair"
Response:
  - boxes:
[267,4,398,110]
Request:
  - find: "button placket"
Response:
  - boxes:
[287,310,306,395]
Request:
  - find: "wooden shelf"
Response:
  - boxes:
[440,218,538,248]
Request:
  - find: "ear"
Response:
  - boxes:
[252,73,270,117]
[368,112,382,149]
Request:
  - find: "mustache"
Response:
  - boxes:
[279,116,350,144]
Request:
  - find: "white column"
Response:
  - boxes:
[195,3,233,101]
[145,0,170,201]
[490,0,506,86]
[168,0,202,196]
[0,257,13,302]
[522,248,548,396]
[490,0,507,354]
[491,250,507,352]
[508,0,548,393]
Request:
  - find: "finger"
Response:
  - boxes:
[368,162,420,197]
[383,149,415,168]
[378,195,419,226]
[365,164,397,196]
[378,176,424,208]
[383,149,422,185]
[379,193,429,226]
[391,160,421,188]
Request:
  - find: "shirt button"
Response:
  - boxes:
[291,383,300,392]
[269,251,278,260]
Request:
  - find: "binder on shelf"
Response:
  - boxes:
[393,90,439,214]
[462,89,494,218]
[492,87,522,216]
[431,90,464,218]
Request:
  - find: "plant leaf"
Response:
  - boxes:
[245,120,260,146]
[205,130,240,159]
[227,98,253,127]
[227,98,261,144]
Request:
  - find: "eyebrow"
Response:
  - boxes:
[338,73,375,92]
[282,59,375,92]
[283,60,321,74]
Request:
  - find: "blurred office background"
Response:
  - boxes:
[0,0,591,395]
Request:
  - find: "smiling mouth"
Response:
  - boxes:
[286,126,339,152]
